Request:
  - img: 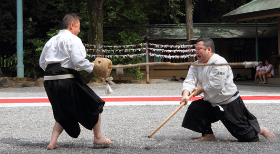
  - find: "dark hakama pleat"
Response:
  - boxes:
[218,97,260,142]
[43,63,105,138]
[182,99,219,135]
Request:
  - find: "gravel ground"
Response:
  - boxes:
[0,80,280,153]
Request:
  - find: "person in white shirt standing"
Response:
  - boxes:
[255,61,264,84]
[39,13,113,150]
[180,38,275,142]
[259,59,274,84]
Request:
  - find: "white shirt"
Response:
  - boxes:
[39,30,94,73]
[264,64,274,76]
[256,66,264,72]
[182,54,237,105]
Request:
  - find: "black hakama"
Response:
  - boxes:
[182,95,260,142]
[43,63,105,138]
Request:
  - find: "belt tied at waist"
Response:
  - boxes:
[218,91,240,105]
[44,74,75,80]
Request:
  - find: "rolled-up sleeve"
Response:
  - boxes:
[182,65,197,94]
[70,38,94,73]
[203,66,227,98]
[39,43,48,71]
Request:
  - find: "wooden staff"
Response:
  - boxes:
[148,92,196,138]
[110,61,258,68]
[76,61,257,71]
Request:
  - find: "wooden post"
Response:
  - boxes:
[255,19,259,62]
[145,40,149,83]
[276,16,280,76]
[278,17,280,56]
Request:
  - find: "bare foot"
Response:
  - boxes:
[259,127,276,140]
[47,143,59,150]
[94,136,113,145]
[193,134,216,141]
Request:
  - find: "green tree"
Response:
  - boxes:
[102,0,151,79]
[1,0,89,77]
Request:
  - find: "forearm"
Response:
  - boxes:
[182,90,190,97]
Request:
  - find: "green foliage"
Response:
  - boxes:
[102,0,149,79]
[1,0,89,77]
[6,29,60,77]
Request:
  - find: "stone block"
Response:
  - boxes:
[16,77,27,83]
[35,77,44,87]
[22,82,36,87]
[0,77,9,88]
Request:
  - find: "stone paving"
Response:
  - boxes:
[0,80,280,153]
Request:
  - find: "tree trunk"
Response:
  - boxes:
[185,0,193,41]
[0,68,5,77]
[87,0,104,61]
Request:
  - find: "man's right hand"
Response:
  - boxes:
[180,90,190,105]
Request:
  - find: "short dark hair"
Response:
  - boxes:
[265,59,269,63]
[196,37,215,53]
[61,13,81,29]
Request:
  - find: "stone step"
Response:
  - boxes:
[267,78,280,84]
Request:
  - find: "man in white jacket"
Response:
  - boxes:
[40,13,113,150]
[180,38,275,142]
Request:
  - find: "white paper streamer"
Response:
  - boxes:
[84,43,196,49]
[105,77,113,95]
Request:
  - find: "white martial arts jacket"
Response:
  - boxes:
[182,54,237,105]
[39,30,94,73]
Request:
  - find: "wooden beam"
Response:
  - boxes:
[236,13,280,22]
[278,16,280,56]
[276,16,280,76]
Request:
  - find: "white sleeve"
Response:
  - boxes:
[203,66,227,98]
[182,65,198,94]
[39,44,48,71]
[70,38,94,73]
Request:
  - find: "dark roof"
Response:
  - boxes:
[141,23,278,40]
[223,0,280,22]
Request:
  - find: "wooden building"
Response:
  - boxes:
[113,23,279,80]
